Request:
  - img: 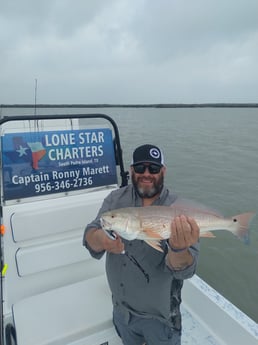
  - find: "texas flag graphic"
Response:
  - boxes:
[27,142,46,169]
[3,137,31,163]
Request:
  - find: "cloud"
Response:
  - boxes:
[1,0,258,103]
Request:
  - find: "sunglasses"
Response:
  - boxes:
[133,163,162,174]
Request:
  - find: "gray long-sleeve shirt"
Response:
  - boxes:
[83,184,199,331]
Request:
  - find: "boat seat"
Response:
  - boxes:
[13,275,114,345]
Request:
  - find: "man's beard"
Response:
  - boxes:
[132,172,164,198]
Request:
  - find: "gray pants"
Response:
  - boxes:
[113,308,181,345]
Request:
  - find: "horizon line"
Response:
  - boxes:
[1,102,258,108]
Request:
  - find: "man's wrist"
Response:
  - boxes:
[166,239,188,253]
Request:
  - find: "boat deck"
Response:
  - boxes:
[181,275,258,345]
[11,273,258,345]
[182,306,220,345]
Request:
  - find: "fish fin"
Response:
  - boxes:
[200,231,216,238]
[144,240,164,252]
[170,198,223,217]
[142,228,163,239]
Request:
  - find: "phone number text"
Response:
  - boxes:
[35,177,93,193]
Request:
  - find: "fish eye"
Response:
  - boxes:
[233,218,237,222]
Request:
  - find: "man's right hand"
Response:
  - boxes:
[85,228,125,254]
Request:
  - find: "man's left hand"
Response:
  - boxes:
[168,215,200,250]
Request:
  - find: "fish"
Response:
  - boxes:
[100,199,255,252]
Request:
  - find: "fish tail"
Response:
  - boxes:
[231,212,255,244]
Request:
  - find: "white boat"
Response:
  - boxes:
[0,114,257,345]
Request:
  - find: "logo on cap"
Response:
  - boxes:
[149,148,160,159]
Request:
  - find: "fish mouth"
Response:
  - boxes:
[100,217,111,230]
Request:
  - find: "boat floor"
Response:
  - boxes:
[12,273,258,345]
[52,305,228,345]
[182,306,220,345]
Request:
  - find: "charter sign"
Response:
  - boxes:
[2,128,117,200]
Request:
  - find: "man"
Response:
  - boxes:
[83,144,200,345]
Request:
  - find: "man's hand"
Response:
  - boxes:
[86,228,125,254]
[101,231,125,254]
[168,215,200,250]
[166,215,200,270]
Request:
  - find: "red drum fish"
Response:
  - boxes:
[100,199,255,252]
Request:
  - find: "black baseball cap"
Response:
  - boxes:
[131,144,165,166]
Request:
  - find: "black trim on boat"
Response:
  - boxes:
[5,324,17,345]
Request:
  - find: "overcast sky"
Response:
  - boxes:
[1,0,258,104]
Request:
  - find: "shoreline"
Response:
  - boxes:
[1,103,258,108]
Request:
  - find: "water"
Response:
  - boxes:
[1,105,258,322]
